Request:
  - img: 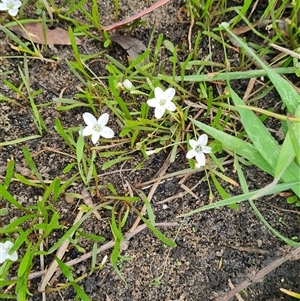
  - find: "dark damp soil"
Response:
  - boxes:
[1,1,299,301]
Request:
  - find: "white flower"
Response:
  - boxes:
[117,79,133,91]
[81,112,114,144]
[186,134,211,167]
[0,241,18,264]
[122,79,133,90]
[145,149,156,156]
[0,0,22,17]
[147,87,176,119]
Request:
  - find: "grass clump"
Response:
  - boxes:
[0,0,299,299]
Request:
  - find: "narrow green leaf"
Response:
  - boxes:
[55,118,76,151]
[55,257,74,281]
[72,282,91,301]
[47,209,96,254]
[22,146,45,187]
[178,180,300,219]
[18,243,32,277]
[221,23,300,115]
[235,159,297,246]
[76,133,85,164]
[111,239,121,266]
[108,76,132,120]
[139,191,155,225]
[14,173,43,188]
[132,208,176,247]
[229,87,300,197]
[101,156,132,170]
[110,209,123,241]
[1,185,32,213]
[3,159,15,189]
[210,171,238,210]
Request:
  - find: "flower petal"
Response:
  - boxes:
[9,251,18,262]
[0,3,7,10]
[0,242,6,253]
[165,101,176,112]
[164,88,175,101]
[154,106,165,119]
[147,97,159,107]
[201,146,212,154]
[81,126,94,136]
[4,241,13,248]
[195,152,206,166]
[154,87,164,100]
[0,241,18,263]
[91,132,101,144]
[8,8,19,16]
[197,134,208,146]
[189,140,197,149]
[0,252,9,264]
[99,126,114,139]
[123,79,133,90]
[83,112,97,127]
[97,113,109,127]
[15,1,22,8]
[186,149,196,159]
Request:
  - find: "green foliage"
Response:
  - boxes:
[1,0,300,299]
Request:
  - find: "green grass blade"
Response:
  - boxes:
[235,158,297,246]
[229,87,300,197]
[177,180,300,219]
[139,191,156,225]
[132,207,176,247]
[0,135,42,147]
[221,23,300,115]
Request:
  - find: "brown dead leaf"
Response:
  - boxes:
[231,20,260,35]
[9,23,81,45]
[110,35,147,61]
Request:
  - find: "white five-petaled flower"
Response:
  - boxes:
[0,0,22,17]
[0,241,18,264]
[147,87,176,119]
[81,112,114,144]
[186,134,211,167]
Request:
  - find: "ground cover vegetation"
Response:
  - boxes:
[0,0,300,300]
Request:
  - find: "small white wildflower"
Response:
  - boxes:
[186,134,211,167]
[123,79,133,90]
[0,241,18,264]
[101,255,108,266]
[117,79,133,91]
[145,149,156,156]
[147,87,176,119]
[0,0,22,17]
[80,112,114,144]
